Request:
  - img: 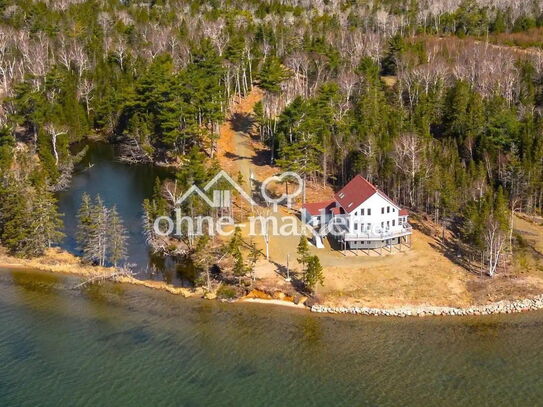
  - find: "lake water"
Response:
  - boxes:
[0,268,542,406]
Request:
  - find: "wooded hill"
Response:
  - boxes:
[1,0,543,275]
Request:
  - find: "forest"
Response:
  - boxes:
[1,0,543,276]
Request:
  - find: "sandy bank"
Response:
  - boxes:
[0,247,203,298]
[0,247,110,277]
[238,298,306,309]
[115,275,202,297]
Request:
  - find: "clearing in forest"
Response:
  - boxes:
[215,89,543,309]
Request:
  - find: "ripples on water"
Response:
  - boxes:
[0,268,541,406]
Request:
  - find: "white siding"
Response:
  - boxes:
[346,192,402,234]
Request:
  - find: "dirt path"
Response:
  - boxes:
[217,88,276,192]
[216,89,309,274]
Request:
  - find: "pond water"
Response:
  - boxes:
[0,268,542,406]
[55,142,194,285]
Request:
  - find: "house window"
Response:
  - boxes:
[381,207,384,214]
[361,208,365,216]
[398,218,403,225]
[392,220,395,226]
[393,208,396,212]
[367,223,371,231]
[354,223,358,231]
[381,222,384,228]
[387,221,390,228]
[387,206,390,213]
[368,208,371,215]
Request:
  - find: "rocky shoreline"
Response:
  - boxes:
[311,295,543,317]
[5,248,543,318]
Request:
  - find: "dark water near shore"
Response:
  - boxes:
[0,268,542,406]
[55,143,195,284]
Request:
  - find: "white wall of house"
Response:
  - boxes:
[343,193,405,235]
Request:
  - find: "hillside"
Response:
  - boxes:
[215,91,543,309]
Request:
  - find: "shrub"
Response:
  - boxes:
[217,284,238,299]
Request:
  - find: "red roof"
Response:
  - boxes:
[399,209,409,216]
[302,200,335,216]
[334,175,378,214]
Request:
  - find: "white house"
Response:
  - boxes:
[302,175,412,251]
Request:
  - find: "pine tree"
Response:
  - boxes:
[80,195,109,266]
[76,193,93,254]
[232,249,247,286]
[193,235,213,290]
[257,56,291,93]
[247,240,262,281]
[227,226,244,255]
[304,255,324,293]
[381,34,404,75]
[28,180,64,254]
[297,235,311,271]
[77,195,129,267]
[142,178,169,252]
[0,176,63,258]
[0,180,32,256]
[107,206,128,267]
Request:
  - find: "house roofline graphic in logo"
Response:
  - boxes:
[176,170,257,208]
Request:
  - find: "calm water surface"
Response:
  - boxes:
[55,143,195,284]
[0,268,541,406]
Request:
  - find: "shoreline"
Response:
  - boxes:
[3,248,543,317]
[311,297,543,317]
[0,249,203,299]
[0,248,302,307]
[237,298,307,309]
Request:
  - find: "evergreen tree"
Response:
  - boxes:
[247,240,262,281]
[87,196,109,266]
[257,56,291,93]
[304,255,324,293]
[232,249,247,286]
[107,206,128,267]
[77,195,129,267]
[0,180,32,256]
[297,235,311,271]
[76,193,93,254]
[192,235,214,290]
[0,176,63,257]
[381,34,404,75]
[227,226,244,256]
[29,180,64,253]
